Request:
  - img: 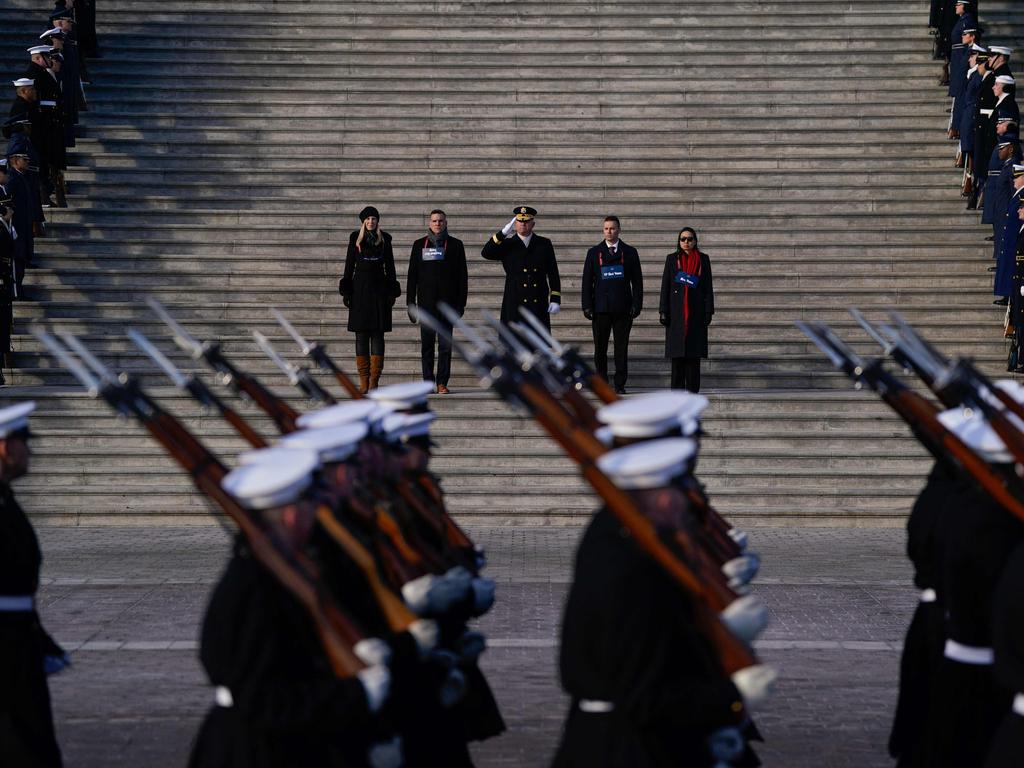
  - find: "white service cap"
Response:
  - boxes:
[296,399,383,430]
[595,437,697,489]
[221,447,319,509]
[0,402,35,438]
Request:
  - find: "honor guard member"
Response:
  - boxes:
[581,216,643,394]
[986,535,1024,766]
[1009,206,1024,351]
[189,448,396,768]
[957,46,986,169]
[481,206,562,330]
[986,133,1021,254]
[961,49,991,196]
[50,9,88,108]
[922,406,1024,768]
[989,46,1014,79]
[0,401,65,767]
[22,47,64,207]
[406,210,468,394]
[0,188,14,374]
[39,28,77,150]
[948,2,978,90]
[949,25,979,139]
[554,435,770,768]
[9,77,53,208]
[994,165,1024,306]
[971,54,1000,208]
[5,150,42,295]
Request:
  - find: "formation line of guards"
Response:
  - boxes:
[3,296,775,767]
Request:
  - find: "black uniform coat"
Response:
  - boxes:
[972,73,998,179]
[985,539,1024,767]
[659,250,714,359]
[188,542,377,768]
[581,240,643,316]
[406,234,468,314]
[1012,222,1024,328]
[6,167,36,269]
[0,217,14,352]
[23,64,64,170]
[339,230,400,334]
[553,507,757,768]
[960,68,984,153]
[481,230,561,329]
[0,484,63,767]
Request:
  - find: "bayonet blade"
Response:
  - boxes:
[145,296,204,358]
[32,326,100,397]
[58,331,116,383]
[270,308,312,355]
[252,332,300,385]
[127,329,189,388]
[518,307,564,354]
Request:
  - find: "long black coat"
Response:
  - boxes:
[553,507,756,768]
[659,250,714,359]
[188,543,376,768]
[581,240,643,316]
[339,230,400,334]
[481,231,561,329]
[406,234,468,314]
[6,168,36,268]
[23,64,65,170]
[0,484,63,767]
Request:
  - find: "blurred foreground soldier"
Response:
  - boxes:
[659,227,714,392]
[554,436,765,768]
[921,405,1024,767]
[339,206,400,393]
[986,535,1024,766]
[189,448,394,768]
[0,401,65,767]
[581,216,643,394]
[481,206,562,329]
[406,209,468,394]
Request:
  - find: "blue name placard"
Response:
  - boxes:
[601,264,625,280]
[674,271,699,287]
[422,247,445,262]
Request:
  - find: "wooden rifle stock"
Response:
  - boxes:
[202,346,300,433]
[118,388,366,677]
[308,345,362,400]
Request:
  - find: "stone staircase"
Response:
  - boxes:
[1,0,1021,525]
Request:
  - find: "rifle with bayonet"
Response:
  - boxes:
[253,330,338,406]
[35,326,369,677]
[146,297,301,433]
[798,320,1024,524]
[417,305,758,675]
[271,308,362,399]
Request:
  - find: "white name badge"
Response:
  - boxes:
[422,247,445,262]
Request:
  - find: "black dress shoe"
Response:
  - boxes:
[986,235,995,241]
[995,297,1009,306]
[615,385,626,395]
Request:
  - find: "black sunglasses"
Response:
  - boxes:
[679,236,695,242]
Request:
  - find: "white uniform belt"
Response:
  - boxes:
[944,639,994,665]
[38,100,57,107]
[920,588,937,603]
[980,109,995,117]
[0,595,34,611]
[214,686,234,708]
[1013,693,1024,718]
[579,699,614,713]
[953,44,966,50]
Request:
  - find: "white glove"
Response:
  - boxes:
[731,664,777,709]
[727,527,749,551]
[720,595,769,643]
[438,668,467,708]
[471,577,496,614]
[501,218,517,237]
[401,568,473,615]
[1019,285,1023,297]
[368,737,403,768]
[357,665,391,713]
[548,302,561,314]
[408,618,439,656]
[722,555,760,588]
[353,637,392,667]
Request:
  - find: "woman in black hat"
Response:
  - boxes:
[659,227,714,392]
[339,206,400,392]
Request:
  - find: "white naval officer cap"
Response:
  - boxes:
[27,45,53,56]
[12,78,35,88]
[295,399,384,430]
[596,391,710,439]
[0,402,35,438]
[595,438,697,489]
[367,380,435,412]
[221,447,319,509]
[379,411,437,444]
[936,406,1022,464]
[971,44,987,53]
[996,75,1017,86]
[990,46,1013,57]
[39,28,64,40]
[1013,164,1024,177]
[277,422,369,463]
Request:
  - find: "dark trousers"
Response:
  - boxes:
[420,321,452,385]
[670,357,701,392]
[591,313,632,388]
[354,332,384,356]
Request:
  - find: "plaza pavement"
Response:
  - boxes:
[35,525,913,767]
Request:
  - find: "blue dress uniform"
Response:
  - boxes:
[983,136,1020,229]
[995,176,1024,300]
[5,156,41,291]
[481,206,561,330]
[959,61,985,158]
[948,12,978,96]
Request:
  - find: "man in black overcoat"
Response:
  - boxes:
[407,209,468,394]
[581,216,642,394]
[0,401,64,767]
[481,205,561,330]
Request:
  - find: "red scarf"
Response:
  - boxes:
[676,249,702,332]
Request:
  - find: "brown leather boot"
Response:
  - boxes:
[356,355,370,394]
[369,354,384,390]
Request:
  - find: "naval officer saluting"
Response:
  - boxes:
[481,206,562,329]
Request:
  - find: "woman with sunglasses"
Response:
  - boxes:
[659,227,714,392]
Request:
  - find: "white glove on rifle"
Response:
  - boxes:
[354,637,392,667]
[722,555,760,588]
[720,595,769,643]
[471,577,496,615]
[357,665,391,713]
[731,664,777,709]
[401,567,473,615]
[548,302,561,314]
[408,619,440,656]
[501,218,517,237]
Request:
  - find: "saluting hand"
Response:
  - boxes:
[501,218,517,237]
